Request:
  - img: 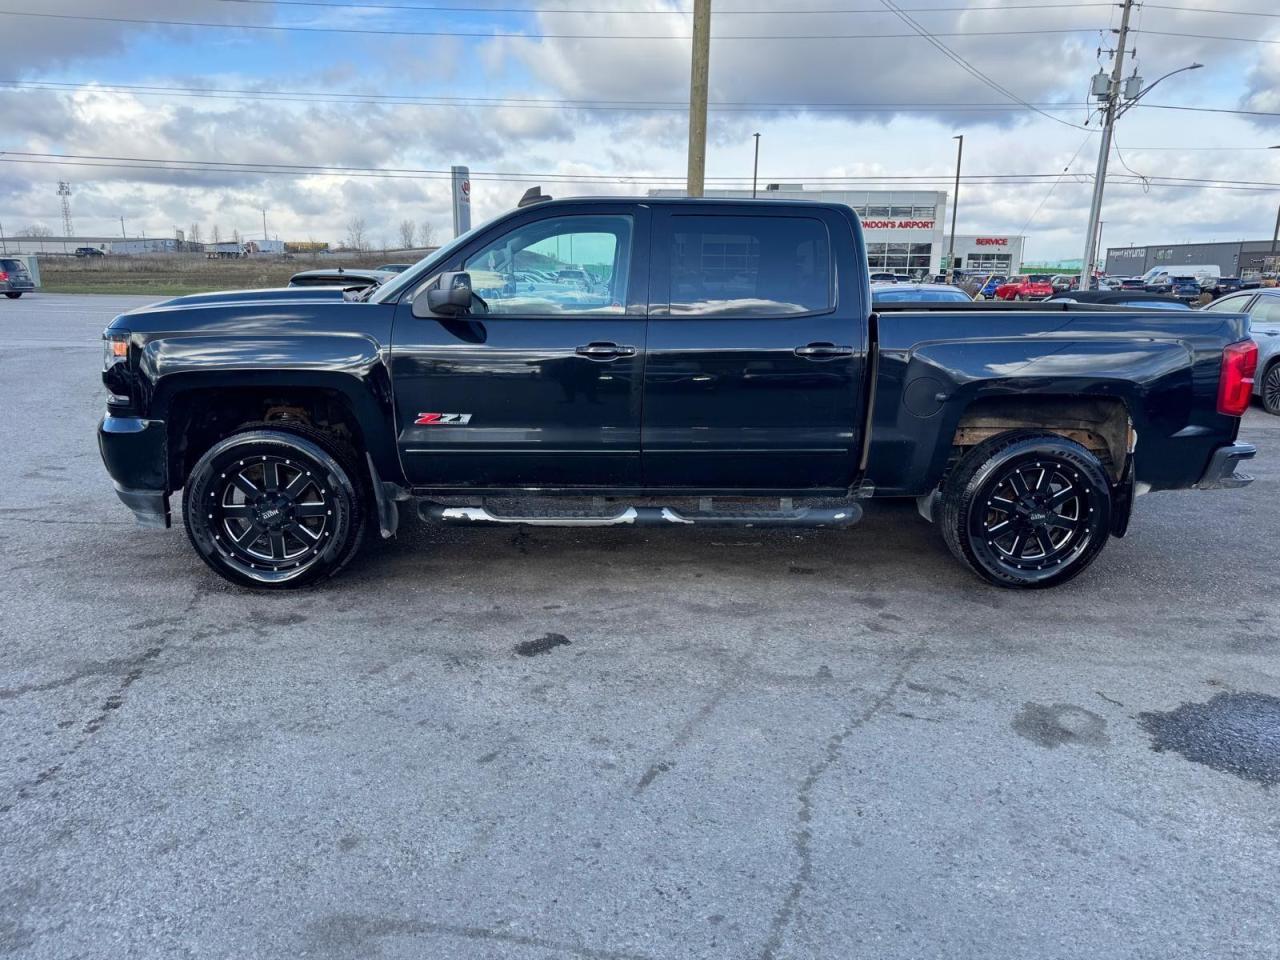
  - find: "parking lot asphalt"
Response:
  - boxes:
[3,293,1279,960]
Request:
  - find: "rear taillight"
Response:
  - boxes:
[1217,339,1258,417]
[0,271,8,281]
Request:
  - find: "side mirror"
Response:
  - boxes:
[413,271,473,318]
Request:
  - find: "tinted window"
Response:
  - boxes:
[0,259,21,271]
[667,215,831,317]
[463,214,631,316]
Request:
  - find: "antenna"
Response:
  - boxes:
[57,181,74,236]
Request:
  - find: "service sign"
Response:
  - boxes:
[975,237,1008,246]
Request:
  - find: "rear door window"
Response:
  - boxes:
[663,215,832,317]
[1248,296,1280,331]
[1204,294,1254,313]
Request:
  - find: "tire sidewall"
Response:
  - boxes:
[1263,361,1280,416]
[183,430,362,588]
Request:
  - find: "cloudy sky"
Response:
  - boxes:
[0,0,1277,259]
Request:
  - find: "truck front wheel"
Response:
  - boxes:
[183,428,367,588]
[940,431,1112,589]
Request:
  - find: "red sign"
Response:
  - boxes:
[862,219,936,230]
[975,237,1008,246]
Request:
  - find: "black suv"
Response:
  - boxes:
[0,258,35,299]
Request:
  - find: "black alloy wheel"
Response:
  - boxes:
[184,428,366,588]
[1263,362,1280,416]
[941,432,1112,588]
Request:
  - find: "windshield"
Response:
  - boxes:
[1028,275,1051,283]
[369,213,506,304]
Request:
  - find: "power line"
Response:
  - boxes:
[3,78,1272,122]
[4,153,1277,192]
[209,0,1116,13]
[1143,2,1280,14]
[873,0,1092,130]
[1135,29,1280,44]
[0,10,1105,40]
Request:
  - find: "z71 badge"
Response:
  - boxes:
[415,412,473,425]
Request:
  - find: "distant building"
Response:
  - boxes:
[111,238,181,255]
[1106,240,1280,281]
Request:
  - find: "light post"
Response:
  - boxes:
[946,134,963,283]
[751,132,761,199]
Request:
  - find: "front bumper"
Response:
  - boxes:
[1195,442,1256,490]
[98,416,170,527]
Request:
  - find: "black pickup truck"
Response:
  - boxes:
[99,196,1258,590]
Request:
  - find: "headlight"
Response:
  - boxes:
[103,331,129,371]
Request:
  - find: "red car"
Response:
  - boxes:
[994,274,1054,301]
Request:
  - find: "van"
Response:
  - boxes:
[1141,264,1221,289]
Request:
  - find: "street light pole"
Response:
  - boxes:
[946,134,963,283]
[685,0,712,198]
[751,132,761,199]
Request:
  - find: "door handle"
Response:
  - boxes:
[795,342,853,359]
[576,342,636,359]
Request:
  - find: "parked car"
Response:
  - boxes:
[1141,264,1221,291]
[1045,291,1190,310]
[74,246,106,258]
[1050,274,1078,292]
[1210,277,1244,298]
[1202,288,1280,414]
[1169,276,1203,303]
[869,271,897,282]
[994,274,1054,301]
[872,282,972,305]
[1117,277,1147,291]
[0,257,35,299]
[966,274,1006,299]
[375,263,413,273]
[287,267,396,291]
[98,195,1257,591]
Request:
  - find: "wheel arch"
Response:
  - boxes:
[155,370,400,492]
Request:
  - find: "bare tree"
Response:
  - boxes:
[398,219,416,249]
[418,219,435,247]
[345,216,367,252]
[18,223,53,237]
[212,224,222,244]
[189,223,202,246]
[232,229,241,247]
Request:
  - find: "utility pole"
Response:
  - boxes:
[0,219,6,254]
[946,134,963,283]
[686,0,711,198]
[262,207,269,243]
[1094,219,1105,279]
[1080,0,1134,290]
[1271,203,1279,257]
[120,216,127,239]
[751,132,761,199]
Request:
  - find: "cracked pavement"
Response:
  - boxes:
[2,294,1279,959]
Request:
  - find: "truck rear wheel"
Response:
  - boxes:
[940,431,1112,589]
[4,292,21,299]
[183,427,367,588]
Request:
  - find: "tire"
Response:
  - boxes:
[1262,361,1280,416]
[939,431,1112,589]
[182,426,368,588]
[4,292,21,299]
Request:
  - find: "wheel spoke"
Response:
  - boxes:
[1008,533,1024,557]
[284,470,311,498]
[1043,514,1075,531]
[287,521,319,543]
[1033,467,1049,491]
[263,460,281,492]
[230,523,260,546]
[1034,528,1055,556]
[1049,485,1076,507]
[295,502,327,518]
[221,504,254,518]
[1008,471,1030,498]
[987,518,1012,534]
[231,473,259,498]
[268,530,286,560]
[991,496,1016,509]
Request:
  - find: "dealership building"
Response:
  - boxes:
[648,184,1025,276]
[1105,240,1280,280]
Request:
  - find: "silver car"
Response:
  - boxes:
[1202,288,1280,415]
